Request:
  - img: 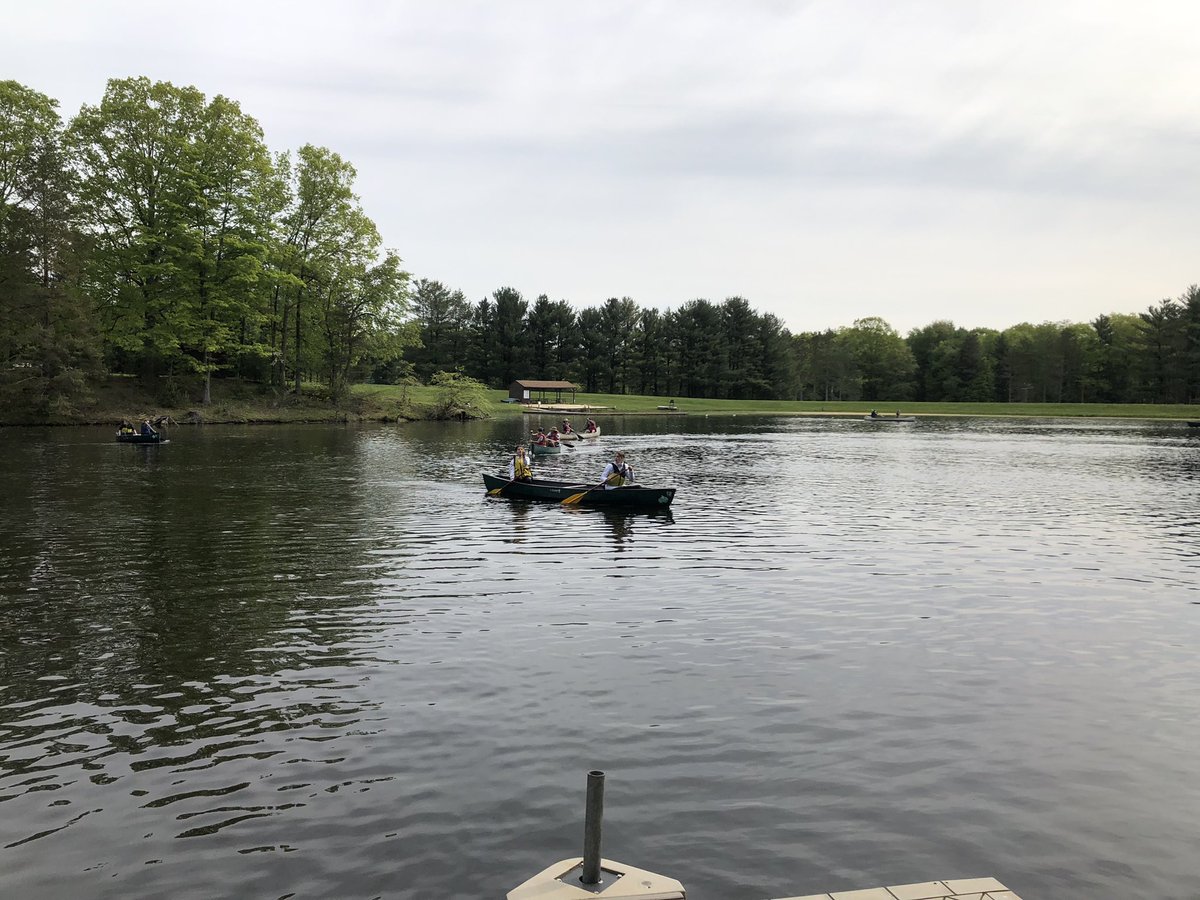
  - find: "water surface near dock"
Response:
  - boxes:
[1,417,1197,899]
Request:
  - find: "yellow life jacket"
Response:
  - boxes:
[513,454,532,479]
[605,462,631,486]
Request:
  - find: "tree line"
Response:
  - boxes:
[409,281,1200,404]
[3,77,1198,416]
[406,283,798,399]
[0,77,412,416]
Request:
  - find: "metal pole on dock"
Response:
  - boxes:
[581,770,605,885]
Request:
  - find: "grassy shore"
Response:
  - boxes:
[1,377,419,427]
[363,385,1199,421]
[4,377,1198,426]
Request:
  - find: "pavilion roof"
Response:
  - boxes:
[513,380,579,389]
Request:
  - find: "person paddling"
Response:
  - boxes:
[599,451,636,490]
[560,418,574,435]
[508,445,534,482]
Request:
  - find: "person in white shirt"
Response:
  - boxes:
[599,451,636,489]
[508,445,534,481]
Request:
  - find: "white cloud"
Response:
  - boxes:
[4,0,1199,332]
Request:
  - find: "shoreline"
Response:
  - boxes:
[7,408,1198,428]
[2,380,1197,427]
[0,406,417,429]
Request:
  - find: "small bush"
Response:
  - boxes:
[428,371,492,420]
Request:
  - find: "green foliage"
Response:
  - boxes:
[0,80,103,418]
[315,248,414,402]
[428,370,492,419]
[175,93,276,402]
[1,76,414,416]
[3,78,1200,422]
[672,299,725,397]
[836,317,915,401]
[408,278,471,379]
[0,80,61,209]
[70,78,207,365]
[599,296,638,393]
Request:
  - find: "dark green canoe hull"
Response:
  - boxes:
[482,474,674,507]
[116,433,167,443]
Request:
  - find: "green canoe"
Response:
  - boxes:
[482,474,675,507]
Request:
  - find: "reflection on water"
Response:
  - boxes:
[1,418,1198,900]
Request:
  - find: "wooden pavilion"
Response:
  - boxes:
[508,380,580,403]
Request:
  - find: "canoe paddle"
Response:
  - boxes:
[487,478,519,496]
[562,483,604,505]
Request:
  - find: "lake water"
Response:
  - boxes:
[1,416,1197,900]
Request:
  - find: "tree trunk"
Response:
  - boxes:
[203,348,211,405]
[294,287,302,395]
[278,297,290,390]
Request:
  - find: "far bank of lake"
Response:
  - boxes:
[4,377,1199,428]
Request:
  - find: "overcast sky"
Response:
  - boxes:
[5,0,1199,333]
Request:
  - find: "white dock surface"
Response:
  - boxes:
[773,876,1020,900]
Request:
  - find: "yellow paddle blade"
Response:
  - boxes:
[561,492,587,505]
[487,488,504,496]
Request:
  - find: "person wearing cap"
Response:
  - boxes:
[546,427,561,446]
[508,444,534,481]
[598,451,636,490]
[560,418,574,435]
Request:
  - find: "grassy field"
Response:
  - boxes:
[7,377,1198,426]
[355,385,1200,421]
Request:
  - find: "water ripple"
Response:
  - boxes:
[1,419,1198,899]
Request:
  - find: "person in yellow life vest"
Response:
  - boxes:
[599,451,636,489]
[508,445,534,481]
